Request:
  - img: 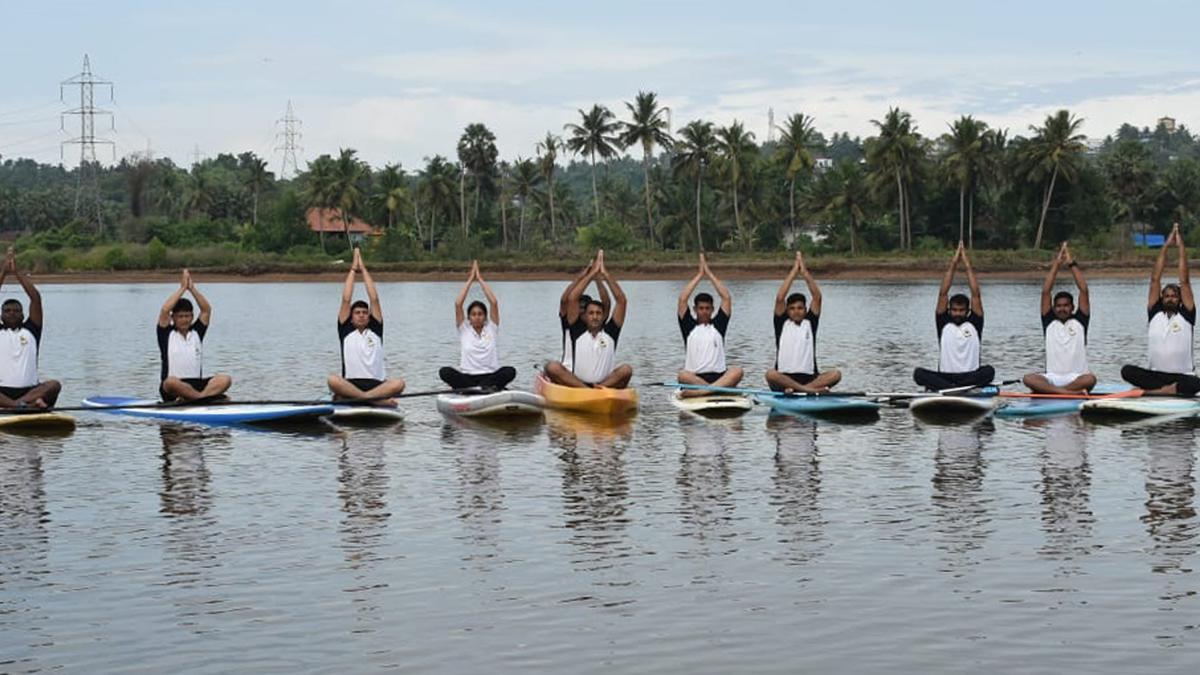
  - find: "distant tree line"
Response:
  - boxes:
[2,92,1198,263]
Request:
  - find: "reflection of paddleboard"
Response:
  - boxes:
[435,390,544,418]
[0,411,77,433]
[672,392,754,418]
[327,405,404,425]
[909,394,996,419]
[755,393,880,419]
[1080,398,1200,420]
[82,396,334,425]
[995,384,1130,418]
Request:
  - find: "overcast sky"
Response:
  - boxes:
[2,0,1197,174]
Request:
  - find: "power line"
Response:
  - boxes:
[60,54,114,234]
[274,100,302,179]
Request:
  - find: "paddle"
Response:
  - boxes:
[997,389,1144,400]
[0,386,485,415]
[650,380,1020,400]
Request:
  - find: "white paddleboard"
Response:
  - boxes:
[1080,397,1200,419]
[328,405,404,424]
[436,390,544,418]
[672,392,754,418]
[909,394,996,418]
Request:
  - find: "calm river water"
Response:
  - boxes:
[2,278,1199,673]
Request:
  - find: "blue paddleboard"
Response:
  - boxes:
[995,385,1129,418]
[82,396,334,425]
[755,393,880,417]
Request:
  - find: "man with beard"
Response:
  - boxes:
[1121,223,1199,396]
[543,250,632,388]
[1022,242,1097,394]
[765,250,841,393]
[0,247,61,409]
[913,241,995,390]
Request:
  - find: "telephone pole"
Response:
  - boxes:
[60,54,114,234]
[274,100,303,179]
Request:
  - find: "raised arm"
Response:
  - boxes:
[1041,243,1064,316]
[560,257,593,317]
[476,265,500,325]
[1063,243,1089,316]
[1175,223,1194,312]
[961,244,983,316]
[678,257,704,318]
[187,271,213,325]
[567,261,599,324]
[704,255,732,315]
[598,254,627,327]
[455,262,477,327]
[1150,234,1170,310]
[338,255,357,324]
[774,252,802,315]
[158,270,190,328]
[799,253,821,317]
[936,245,962,315]
[358,250,383,322]
[8,251,42,327]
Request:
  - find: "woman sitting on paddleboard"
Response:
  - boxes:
[439,261,516,392]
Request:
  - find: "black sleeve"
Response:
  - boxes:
[1075,310,1090,329]
[568,317,588,341]
[773,312,786,341]
[369,316,384,338]
[713,308,730,337]
[678,311,696,343]
[157,323,171,351]
[23,318,41,342]
[605,318,621,346]
[1149,300,1164,322]
[1041,310,1055,331]
[808,312,820,337]
[1182,304,1196,326]
[560,313,570,331]
[935,311,950,337]
[192,320,208,341]
[338,318,354,340]
[968,312,983,336]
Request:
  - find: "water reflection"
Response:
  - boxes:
[1128,419,1199,575]
[1026,416,1095,563]
[677,416,740,556]
[335,429,393,637]
[159,424,215,519]
[930,420,995,571]
[766,413,825,565]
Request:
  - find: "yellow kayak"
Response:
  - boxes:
[535,374,638,416]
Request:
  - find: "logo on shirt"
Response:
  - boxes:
[1171,322,1182,333]
[19,335,27,346]
[598,337,609,349]
[961,326,975,338]
[1067,326,1076,337]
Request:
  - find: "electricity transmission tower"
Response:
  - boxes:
[61,54,114,233]
[274,100,303,179]
[767,107,775,144]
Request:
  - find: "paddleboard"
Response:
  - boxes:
[908,393,996,419]
[1080,397,1200,420]
[995,385,1131,418]
[754,393,880,418]
[534,374,638,416]
[0,411,77,433]
[327,405,404,425]
[435,390,545,418]
[81,396,335,425]
[672,392,754,418]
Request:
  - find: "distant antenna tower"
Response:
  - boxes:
[666,108,673,135]
[60,54,114,233]
[274,100,303,179]
[767,107,775,143]
[190,143,205,167]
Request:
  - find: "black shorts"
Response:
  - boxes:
[347,378,384,392]
[768,372,817,392]
[0,385,35,400]
[696,371,727,384]
[161,377,212,401]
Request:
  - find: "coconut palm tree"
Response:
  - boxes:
[418,155,457,252]
[808,160,868,255]
[331,148,369,253]
[619,91,674,248]
[672,120,717,250]
[1022,109,1086,248]
[564,104,621,221]
[716,121,757,250]
[536,132,563,242]
[245,156,271,227]
[373,163,407,230]
[1103,138,1157,247]
[941,116,988,247]
[510,157,540,249]
[774,112,819,240]
[456,123,498,236]
[866,107,923,249]
[302,154,337,252]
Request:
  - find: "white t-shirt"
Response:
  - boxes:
[157,321,206,380]
[936,311,982,373]
[339,316,386,380]
[679,308,729,374]
[459,320,500,374]
[1043,310,1089,376]
[569,318,621,384]
[0,319,41,388]
[775,312,818,374]
[1147,301,1195,374]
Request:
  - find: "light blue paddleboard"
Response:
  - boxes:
[995,384,1128,418]
[82,396,334,425]
[755,393,880,417]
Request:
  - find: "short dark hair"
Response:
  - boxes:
[786,293,807,306]
[579,294,594,306]
[694,292,714,306]
[948,293,970,309]
[350,300,369,312]
[172,298,194,314]
[2,298,21,310]
[1164,283,1182,296]
[1053,291,1074,305]
[467,300,488,318]
[585,299,605,313]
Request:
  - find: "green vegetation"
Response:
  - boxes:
[1,98,1197,272]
